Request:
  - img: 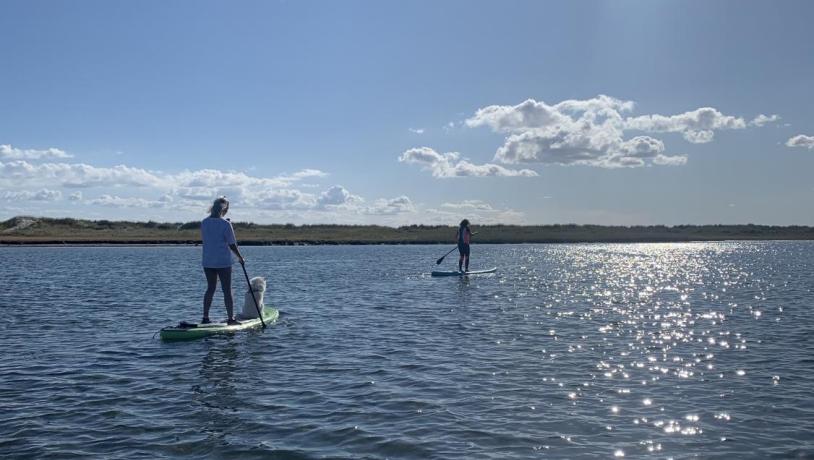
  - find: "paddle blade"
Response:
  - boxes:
[436,256,445,265]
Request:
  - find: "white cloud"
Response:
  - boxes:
[0,153,367,216]
[466,95,631,133]
[1,188,63,201]
[0,159,335,206]
[0,144,73,161]
[460,96,767,168]
[494,129,685,168]
[624,107,746,143]
[87,194,161,208]
[440,200,495,211]
[749,114,781,127]
[399,147,538,177]
[652,154,688,166]
[249,188,317,210]
[0,144,435,224]
[83,193,202,212]
[409,128,425,134]
[367,195,416,215]
[0,144,525,224]
[425,200,525,224]
[0,160,165,188]
[174,167,326,189]
[317,185,363,208]
[786,134,814,150]
[0,157,327,192]
[167,168,329,204]
[278,169,328,181]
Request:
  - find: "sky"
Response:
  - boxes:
[1,0,813,226]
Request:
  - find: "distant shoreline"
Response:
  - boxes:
[3,216,814,245]
[2,239,814,247]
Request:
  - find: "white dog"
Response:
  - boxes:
[239,276,267,319]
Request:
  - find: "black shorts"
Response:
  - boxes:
[458,243,470,257]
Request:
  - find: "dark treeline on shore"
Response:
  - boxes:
[2,216,814,245]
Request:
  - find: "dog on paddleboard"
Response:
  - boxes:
[239,276,266,319]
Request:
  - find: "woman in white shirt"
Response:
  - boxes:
[201,197,245,325]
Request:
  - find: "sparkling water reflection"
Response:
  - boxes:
[0,242,812,459]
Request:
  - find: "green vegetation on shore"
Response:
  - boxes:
[2,216,813,245]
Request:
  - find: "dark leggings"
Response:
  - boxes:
[203,267,234,320]
[458,243,470,271]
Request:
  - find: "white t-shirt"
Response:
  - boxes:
[201,217,237,268]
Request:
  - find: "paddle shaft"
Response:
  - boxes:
[435,231,478,264]
[435,246,458,265]
[240,261,267,328]
[227,218,266,328]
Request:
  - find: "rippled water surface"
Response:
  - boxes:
[1,243,813,459]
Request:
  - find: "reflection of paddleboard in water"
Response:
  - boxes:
[160,308,279,341]
[431,268,497,277]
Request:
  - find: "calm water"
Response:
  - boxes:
[1,243,813,459]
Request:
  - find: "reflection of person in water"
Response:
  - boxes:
[192,339,240,443]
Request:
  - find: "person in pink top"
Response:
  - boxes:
[455,219,472,272]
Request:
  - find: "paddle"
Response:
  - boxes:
[435,231,478,265]
[228,221,266,329]
[239,259,267,329]
[435,246,457,265]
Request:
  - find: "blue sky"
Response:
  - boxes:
[1,0,812,225]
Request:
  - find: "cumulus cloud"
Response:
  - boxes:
[367,195,416,215]
[247,188,316,210]
[0,158,336,207]
[1,188,63,201]
[494,129,685,168]
[749,114,780,127]
[652,154,688,166]
[409,128,425,134]
[460,95,768,168]
[171,168,322,188]
[786,134,814,150]
[0,153,365,215]
[399,147,538,177]
[0,155,328,193]
[278,169,328,181]
[0,160,165,188]
[317,185,363,208]
[466,95,632,133]
[0,144,73,161]
[0,143,523,224]
[426,199,525,224]
[440,200,495,211]
[624,107,746,143]
[87,194,161,208]
[0,144,429,223]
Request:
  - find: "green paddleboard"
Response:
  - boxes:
[160,307,279,341]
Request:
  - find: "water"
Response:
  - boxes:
[1,242,813,459]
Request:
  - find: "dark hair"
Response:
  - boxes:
[459,219,470,227]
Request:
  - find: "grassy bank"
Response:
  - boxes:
[2,216,814,245]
